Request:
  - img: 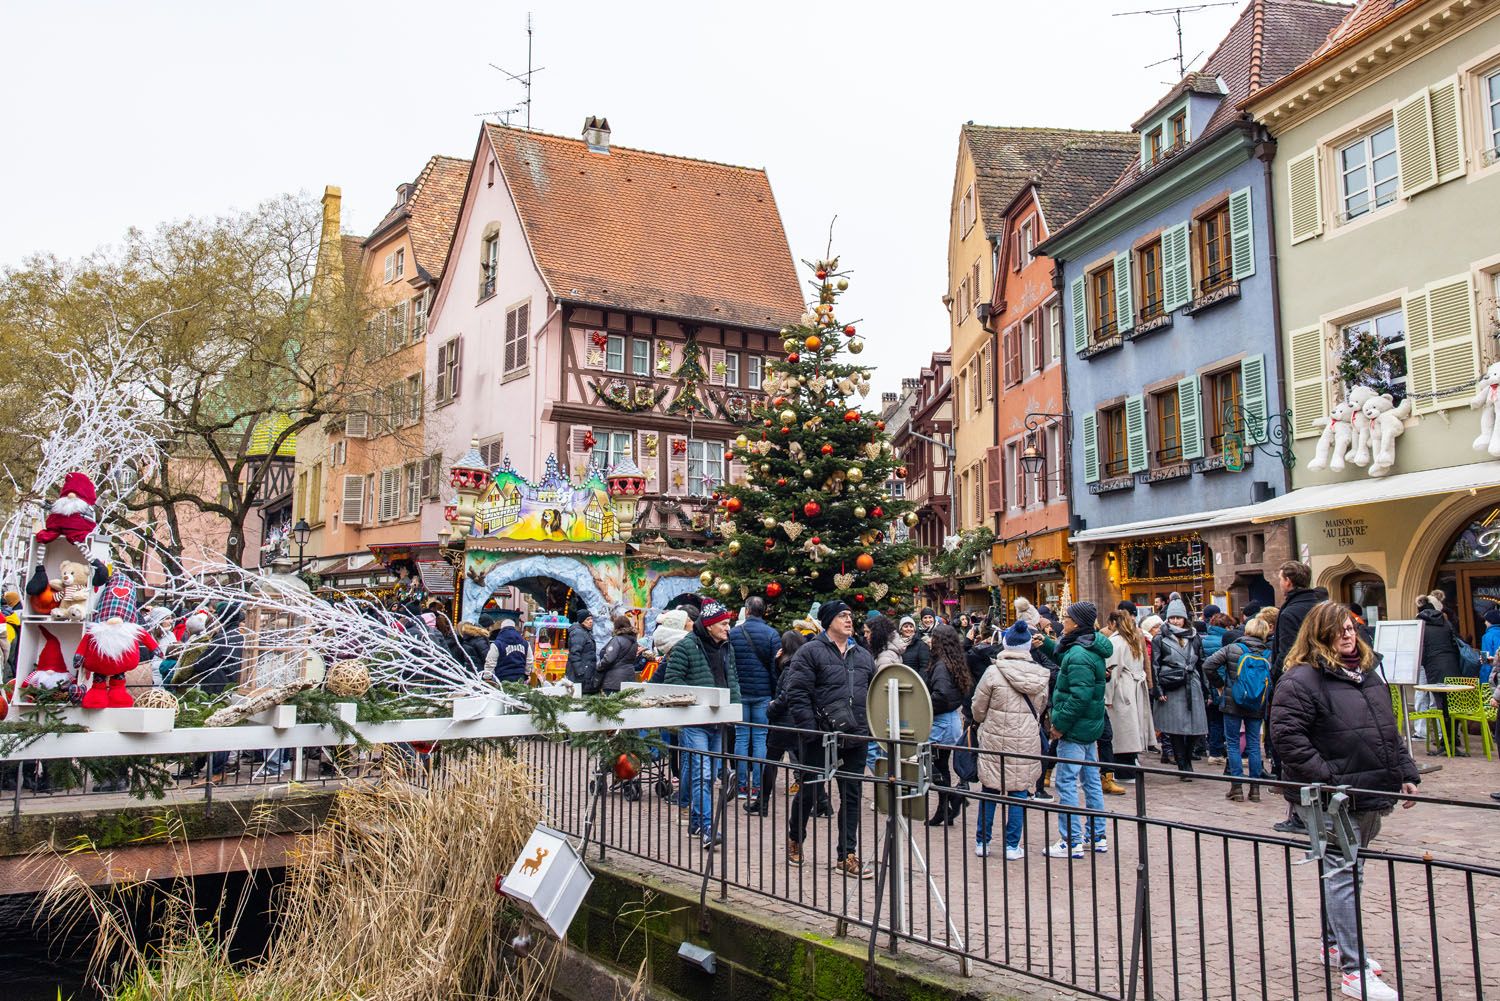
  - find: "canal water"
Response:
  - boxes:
[0,870,283,1000]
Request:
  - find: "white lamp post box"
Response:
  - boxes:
[500,824,593,940]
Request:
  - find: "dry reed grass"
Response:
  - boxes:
[37,747,561,1001]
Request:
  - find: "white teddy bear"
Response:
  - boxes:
[1308,398,1358,472]
[1345,386,1380,467]
[1366,395,1414,476]
[1470,361,1500,457]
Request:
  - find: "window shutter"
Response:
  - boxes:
[1228,187,1256,280]
[1002,330,1019,386]
[1408,275,1478,415]
[985,446,1004,511]
[1286,149,1324,244]
[972,261,981,304]
[1125,394,1148,473]
[636,430,660,490]
[503,309,518,372]
[666,434,689,496]
[514,303,530,369]
[1288,325,1329,439]
[1070,277,1088,353]
[1240,354,1269,446]
[1178,375,1203,461]
[341,474,364,525]
[983,341,995,397]
[344,410,368,439]
[728,459,747,487]
[568,425,594,475]
[449,338,463,400]
[434,343,449,403]
[379,469,400,521]
[583,331,607,370]
[1081,412,1099,484]
[1428,77,1465,184]
[1394,88,1438,197]
[708,347,727,386]
[1114,253,1134,333]
[1163,222,1192,311]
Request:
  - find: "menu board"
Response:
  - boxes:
[1373,619,1425,686]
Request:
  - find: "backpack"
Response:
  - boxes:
[1455,635,1482,677]
[1229,646,1272,711]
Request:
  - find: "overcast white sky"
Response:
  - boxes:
[1,0,1250,396]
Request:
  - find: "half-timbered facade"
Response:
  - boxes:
[423,120,802,544]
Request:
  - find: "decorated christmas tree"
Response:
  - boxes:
[701,255,925,625]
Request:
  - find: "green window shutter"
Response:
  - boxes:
[1428,77,1466,184]
[1070,276,1088,353]
[1178,375,1203,461]
[1394,88,1437,197]
[1125,394,1148,473]
[1240,354,1268,445]
[1163,222,1191,311]
[1228,187,1255,281]
[1288,324,1329,439]
[1286,149,1323,244]
[1408,274,1479,415]
[1082,411,1099,484]
[1114,253,1135,333]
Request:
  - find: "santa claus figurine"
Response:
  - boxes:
[77,617,157,708]
[26,627,74,691]
[35,472,98,546]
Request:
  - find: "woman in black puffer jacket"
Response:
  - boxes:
[598,615,641,693]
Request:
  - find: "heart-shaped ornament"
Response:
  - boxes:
[863,443,881,460]
[782,522,805,542]
[871,583,889,601]
[834,572,855,590]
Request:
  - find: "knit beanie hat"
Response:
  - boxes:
[1002,622,1032,651]
[818,600,851,630]
[1140,614,1163,634]
[1165,598,1190,621]
[898,615,915,629]
[1065,601,1098,631]
[572,605,594,624]
[699,600,732,627]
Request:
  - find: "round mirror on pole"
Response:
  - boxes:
[865,662,933,819]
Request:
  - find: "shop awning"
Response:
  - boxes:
[1070,507,1250,544]
[1234,460,1500,523]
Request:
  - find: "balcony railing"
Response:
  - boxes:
[1091,320,1118,343]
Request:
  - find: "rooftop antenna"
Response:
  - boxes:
[482,11,545,129]
[1113,2,1236,80]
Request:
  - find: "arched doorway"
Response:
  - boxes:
[463,554,616,647]
[1428,505,1500,644]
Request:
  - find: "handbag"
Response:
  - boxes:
[952,724,980,783]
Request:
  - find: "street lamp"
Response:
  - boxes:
[292,518,311,574]
[1019,413,1072,479]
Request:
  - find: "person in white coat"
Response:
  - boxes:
[1103,610,1154,782]
[969,623,1050,860]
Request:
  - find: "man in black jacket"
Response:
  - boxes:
[565,607,598,692]
[1271,561,1327,677]
[779,600,874,878]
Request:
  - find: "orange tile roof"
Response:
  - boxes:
[406,155,469,281]
[484,123,803,330]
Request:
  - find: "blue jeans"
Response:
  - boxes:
[976,788,1031,849]
[734,697,770,792]
[1222,714,1263,780]
[1206,703,1226,756]
[678,726,722,834]
[1053,739,1107,844]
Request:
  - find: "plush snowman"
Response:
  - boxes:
[1470,362,1500,457]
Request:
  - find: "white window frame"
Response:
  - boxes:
[591,430,634,470]
[1485,69,1500,164]
[480,234,499,299]
[1049,424,1067,498]
[723,352,740,388]
[1020,220,1034,260]
[412,290,429,340]
[378,468,401,522]
[1337,122,1398,223]
[405,373,422,427]
[747,355,763,390]
[1338,306,1409,398]
[686,440,725,496]
[1006,442,1021,511]
[630,338,651,377]
[1048,299,1062,363]
[605,334,626,373]
[404,461,421,516]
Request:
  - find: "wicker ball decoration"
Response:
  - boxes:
[133,687,179,713]
[325,659,371,698]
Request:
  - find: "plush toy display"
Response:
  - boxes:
[1344,386,1379,467]
[25,565,58,616]
[77,617,157,709]
[50,560,93,621]
[1308,398,1358,471]
[34,472,98,546]
[26,627,73,690]
[1471,362,1500,457]
[1366,396,1415,477]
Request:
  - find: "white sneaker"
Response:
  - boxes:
[254,761,284,779]
[974,842,989,857]
[1341,971,1398,1000]
[1086,835,1109,853]
[1004,845,1026,861]
[1323,945,1383,976]
[1046,840,1084,859]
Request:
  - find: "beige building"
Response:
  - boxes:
[1244,0,1500,640]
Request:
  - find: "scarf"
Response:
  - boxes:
[694,620,728,689]
[1056,627,1095,660]
[1329,649,1364,684]
[1166,622,1195,640]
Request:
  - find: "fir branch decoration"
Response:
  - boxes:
[933,526,996,578]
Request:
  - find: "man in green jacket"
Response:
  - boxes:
[1040,601,1111,859]
[662,599,740,848]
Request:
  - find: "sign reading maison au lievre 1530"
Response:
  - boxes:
[1321,516,1369,550]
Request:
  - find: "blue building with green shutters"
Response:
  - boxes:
[1034,0,1350,612]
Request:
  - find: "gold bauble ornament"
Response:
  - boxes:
[846,467,863,484]
[854,505,867,519]
[762,515,778,530]
[727,540,741,555]
[779,409,797,424]
[848,338,865,355]
[903,511,919,526]
[735,434,750,449]
[717,582,731,596]
[699,570,715,587]
[799,313,818,326]
[802,468,814,479]
[836,278,849,291]
[784,337,800,353]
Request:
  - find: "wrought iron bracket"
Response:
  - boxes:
[1218,404,1296,470]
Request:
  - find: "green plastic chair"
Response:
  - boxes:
[1388,685,1405,735]
[1447,683,1497,760]
[1406,685,1452,757]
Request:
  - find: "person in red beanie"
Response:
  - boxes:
[77,617,156,708]
[35,472,98,546]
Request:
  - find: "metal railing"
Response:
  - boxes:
[521,722,1500,1001]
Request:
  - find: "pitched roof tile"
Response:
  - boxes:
[485,124,803,330]
[961,126,1139,236]
[406,156,469,281]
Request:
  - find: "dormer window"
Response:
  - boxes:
[1148,128,1164,165]
[1170,111,1187,150]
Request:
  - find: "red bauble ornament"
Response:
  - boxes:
[725,497,743,514]
[815,269,828,280]
[763,418,773,426]
[725,450,735,460]
[773,396,787,406]
[766,581,783,598]
[787,352,800,363]
[776,477,788,486]
[855,553,874,572]
[764,537,776,549]
[855,594,866,603]
[872,506,884,518]
[614,753,640,782]
[803,501,822,518]
[410,740,437,754]
[819,443,834,456]
[780,426,792,435]
[844,324,856,337]
[876,420,886,431]
[810,536,821,545]
[843,410,859,423]
[895,466,908,479]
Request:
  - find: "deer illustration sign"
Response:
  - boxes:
[519,846,549,877]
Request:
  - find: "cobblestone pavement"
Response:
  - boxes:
[528,739,1500,1001]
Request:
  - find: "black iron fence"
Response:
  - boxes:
[520,721,1500,1001]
